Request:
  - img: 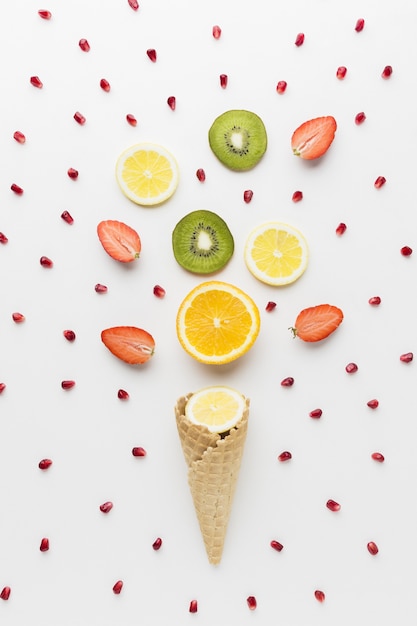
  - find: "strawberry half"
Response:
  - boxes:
[291,116,337,160]
[291,304,343,342]
[97,220,141,262]
[101,326,155,364]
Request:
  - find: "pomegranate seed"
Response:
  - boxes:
[61,380,75,390]
[367,541,379,555]
[126,113,137,126]
[295,33,305,46]
[74,111,86,125]
[368,296,381,305]
[113,580,123,594]
[276,80,287,94]
[63,329,76,341]
[355,18,365,32]
[11,183,24,195]
[153,284,166,298]
[278,451,292,462]
[374,176,386,189]
[371,452,385,462]
[95,283,108,293]
[189,600,198,613]
[382,65,393,79]
[281,377,294,387]
[345,362,358,374]
[355,112,366,125]
[0,232,8,244]
[196,168,206,182]
[61,210,74,224]
[243,189,253,203]
[12,312,25,323]
[247,596,257,610]
[219,74,228,88]
[314,590,325,602]
[367,399,379,409]
[117,389,129,400]
[100,78,111,92]
[13,130,26,144]
[292,190,303,202]
[100,501,113,513]
[79,38,90,52]
[326,499,341,512]
[336,66,347,79]
[401,245,413,256]
[0,587,11,601]
[128,0,139,10]
[400,352,413,363]
[40,537,50,552]
[265,301,277,312]
[309,408,322,419]
[38,10,52,19]
[30,75,43,88]
[38,458,53,470]
[67,168,79,180]
[132,446,147,457]
[212,25,222,39]
[40,256,53,268]
[0,383,6,394]
[146,48,157,62]
[167,96,176,110]
[270,540,284,552]
[336,222,347,236]
[152,537,162,550]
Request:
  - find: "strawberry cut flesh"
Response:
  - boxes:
[97,220,141,262]
[101,326,155,364]
[291,116,337,160]
[293,304,343,342]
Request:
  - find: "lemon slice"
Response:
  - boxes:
[244,221,308,286]
[115,142,179,206]
[176,280,260,365]
[185,386,246,433]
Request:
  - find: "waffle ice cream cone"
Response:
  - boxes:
[175,392,249,565]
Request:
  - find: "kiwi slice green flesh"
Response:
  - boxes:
[172,210,234,274]
[208,109,267,171]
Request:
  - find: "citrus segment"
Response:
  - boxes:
[176,281,260,364]
[115,142,179,206]
[185,386,246,433]
[244,221,308,286]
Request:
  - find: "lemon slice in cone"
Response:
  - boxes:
[185,386,246,433]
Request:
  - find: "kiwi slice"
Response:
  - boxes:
[172,210,234,274]
[208,109,267,171]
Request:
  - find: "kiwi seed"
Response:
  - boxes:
[172,209,234,274]
[208,109,267,171]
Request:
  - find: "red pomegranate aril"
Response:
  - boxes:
[278,451,292,462]
[152,537,162,550]
[345,362,358,374]
[128,0,139,10]
[295,32,305,46]
[367,399,379,409]
[314,590,325,602]
[132,446,147,457]
[243,189,253,203]
[196,168,206,182]
[270,539,284,552]
[117,389,129,400]
[63,329,76,342]
[61,380,75,390]
[382,65,393,79]
[74,111,86,125]
[11,183,24,195]
[40,256,53,268]
[100,501,113,514]
[336,222,347,236]
[247,596,257,610]
[153,285,166,298]
[61,210,74,224]
[79,38,90,52]
[355,18,365,32]
[38,10,52,19]
[371,452,385,462]
[0,383,6,394]
[368,296,381,305]
[12,312,25,323]
[100,78,111,92]
[0,587,11,601]
[147,48,157,62]
[0,232,8,244]
[220,74,228,88]
[401,245,413,256]
[265,301,277,312]
[167,96,176,110]
[309,408,322,419]
[374,176,386,189]
[38,458,53,470]
[281,377,294,387]
[189,600,198,613]
[292,190,303,202]
[40,537,50,552]
[355,112,366,125]
[95,283,108,293]
[126,113,137,126]
[400,352,413,363]
[212,25,222,39]
[13,130,26,144]
[67,168,79,180]
[336,66,347,79]
[30,75,43,88]
[326,499,341,512]
[276,80,287,94]
[113,580,123,594]
[367,541,379,555]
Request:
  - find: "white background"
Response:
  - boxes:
[1,1,416,624]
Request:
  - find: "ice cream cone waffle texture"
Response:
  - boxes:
[175,393,249,565]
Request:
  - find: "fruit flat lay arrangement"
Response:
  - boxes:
[1,1,416,625]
